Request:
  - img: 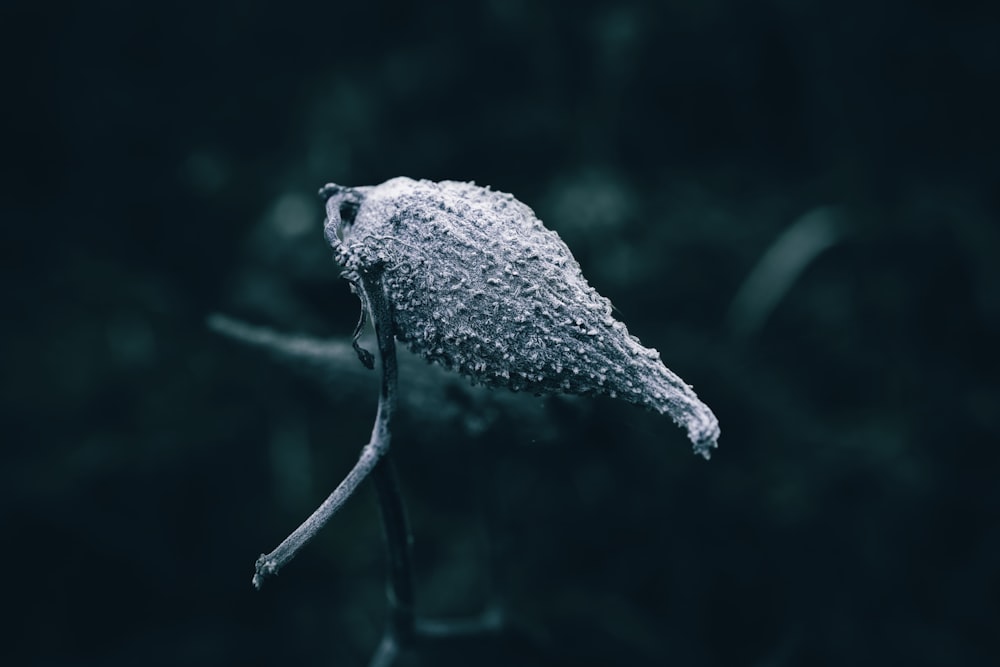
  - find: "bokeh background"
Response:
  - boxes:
[4,1,998,665]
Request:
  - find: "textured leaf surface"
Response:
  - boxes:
[324,177,720,457]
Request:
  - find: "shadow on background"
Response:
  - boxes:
[2,1,997,665]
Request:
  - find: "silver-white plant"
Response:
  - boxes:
[244,177,720,665]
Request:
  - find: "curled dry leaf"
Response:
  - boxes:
[322,177,720,457]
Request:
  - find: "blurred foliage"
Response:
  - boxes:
[2,0,998,665]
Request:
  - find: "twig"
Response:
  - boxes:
[252,274,398,589]
[207,313,578,444]
[371,454,416,644]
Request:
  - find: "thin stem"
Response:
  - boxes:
[253,274,398,589]
[371,455,416,644]
[247,271,503,664]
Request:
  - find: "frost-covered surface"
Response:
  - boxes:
[324,177,719,457]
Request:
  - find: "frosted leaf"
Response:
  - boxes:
[322,177,720,457]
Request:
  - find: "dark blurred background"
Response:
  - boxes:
[3,1,998,665]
